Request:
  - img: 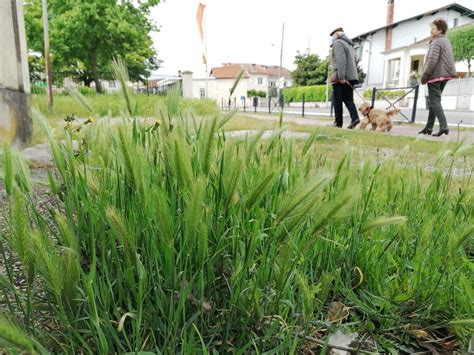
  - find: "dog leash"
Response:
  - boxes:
[345,81,370,105]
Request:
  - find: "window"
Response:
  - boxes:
[200,87,206,98]
[453,18,458,28]
[270,81,276,87]
[257,77,263,85]
[411,60,420,72]
[109,80,116,89]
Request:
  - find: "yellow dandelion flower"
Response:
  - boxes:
[86,116,96,124]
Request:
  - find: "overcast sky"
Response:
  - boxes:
[150,0,474,77]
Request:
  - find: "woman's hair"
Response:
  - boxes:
[432,18,448,34]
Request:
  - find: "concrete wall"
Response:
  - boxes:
[0,0,31,145]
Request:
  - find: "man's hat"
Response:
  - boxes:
[330,27,344,36]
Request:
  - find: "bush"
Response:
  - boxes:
[78,86,98,96]
[247,90,267,98]
[31,83,47,95]
[283,85,327,103]
[247,89,257,97]
[362,88,407,100]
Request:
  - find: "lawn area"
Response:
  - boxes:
[31,93,474,163]
[0,90,472,353]
[223,114,474,170]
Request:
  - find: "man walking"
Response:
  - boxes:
[329,27,360,129]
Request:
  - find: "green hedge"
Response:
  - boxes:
[283,85,328,103]
[362,89,407,100]
[247,89,267,98]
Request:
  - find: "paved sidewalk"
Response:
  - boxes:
[242,113,474,144]
[251,106,474,127]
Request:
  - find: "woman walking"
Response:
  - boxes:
[419,19,457,137]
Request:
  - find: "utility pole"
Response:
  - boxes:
[42,0,53,109]
[278,22,284,127]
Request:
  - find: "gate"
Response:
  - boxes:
[371,85,420,123]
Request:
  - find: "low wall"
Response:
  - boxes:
[0,89,31,144]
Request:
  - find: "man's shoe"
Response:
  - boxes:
[347,120,360,129]
[432,129,449,137]
[418,128,433,135]
[328,122,342,128]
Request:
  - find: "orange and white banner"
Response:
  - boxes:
[196,3,207,64]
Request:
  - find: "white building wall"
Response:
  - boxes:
[360,30,386,87]
[391,10,450,49]
[391,9,471,49]
[248,74,269,91]
[358,8,473,88]
[192,78,249,107]
[452,9,473,27]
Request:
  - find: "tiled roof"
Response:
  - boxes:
[210,65,249,79]
[211,63,292,79]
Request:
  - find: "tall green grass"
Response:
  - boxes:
[1,73,473,353]
[32,93,219,120]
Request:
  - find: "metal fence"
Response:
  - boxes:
[370,85,420,122]
[220,95,284,113]
[30,73,182,96]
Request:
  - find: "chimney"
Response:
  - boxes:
[385,0,394,51]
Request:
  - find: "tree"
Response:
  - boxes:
[291,52,328,86]
[24,0,161,92]
[448,24,474,77]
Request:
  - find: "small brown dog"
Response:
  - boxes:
[358,103,400,132]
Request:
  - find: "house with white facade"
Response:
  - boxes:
[189,63,292,107]
[352,1,474,109]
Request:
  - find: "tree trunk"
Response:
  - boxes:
[90,49,103,93]
[468,59,471,78]
[84,77,94,87]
